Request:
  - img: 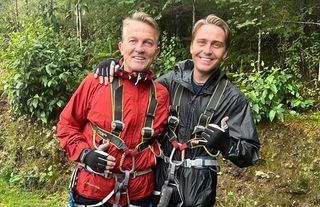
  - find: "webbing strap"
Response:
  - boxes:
[165,79,228,152]
[111,78,124,136]
[194,79,228,134]
[91,123,127,150]
[91,78,158,152]
[141,81,157,141]
[111,77,157,141]
[162,84,184,144]
[170,84,184,118]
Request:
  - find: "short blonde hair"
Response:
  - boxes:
[122,12,160,44]
[192,14,231,50]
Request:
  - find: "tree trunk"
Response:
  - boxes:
[25,0,29,17]
[318,62,320,81]
[50,0,54,19]
[192,0,196,26]
[76,0,82,49]
[257,6,262,71]
[15,0,19,31]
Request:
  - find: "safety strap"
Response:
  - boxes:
[91,123,159,154]
[69,166,152,207]
[111,77,124,137]
[165,79,228,155]
[193,79,228,135]
[162,84,184,144]
[72,78,158,207]
[110,77,157,144]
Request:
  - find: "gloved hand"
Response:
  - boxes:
[199,116,230,153]
[80,148,116,173]
[94,58,119,85]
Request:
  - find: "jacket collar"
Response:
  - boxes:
[115,58,156,84]
[176,59,227,95]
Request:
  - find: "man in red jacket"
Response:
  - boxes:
[57,12,169,207]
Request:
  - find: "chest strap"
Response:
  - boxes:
[110,77,157,141]
[193,79,228,135]
[165,79,228,159]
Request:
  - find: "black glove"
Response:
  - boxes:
[80,148,109,173]
[95,58,118,77]
[200,124,230,153]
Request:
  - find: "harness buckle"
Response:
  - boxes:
[184,159,202,168]
[168,116,179,127]
[111,120,125,131]
[141,127,154,138]
[193,125,205,134]
[130,171,138,179]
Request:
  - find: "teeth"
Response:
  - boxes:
[134,56,145,60]
[200,57,211,61]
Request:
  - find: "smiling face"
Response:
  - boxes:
[118,20,160,73]
[190,24,228,83]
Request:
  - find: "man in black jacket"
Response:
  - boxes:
[95,14,260,207]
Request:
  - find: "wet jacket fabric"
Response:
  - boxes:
[57,72,169,205]
[155,59,260,206]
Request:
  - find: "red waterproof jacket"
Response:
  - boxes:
[57,72,169,205]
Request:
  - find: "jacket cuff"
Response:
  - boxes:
[217,136,231,155]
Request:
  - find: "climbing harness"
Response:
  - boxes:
[157,79,228,207]
[68,76,159,207]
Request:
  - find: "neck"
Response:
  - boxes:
[193,69,214,84]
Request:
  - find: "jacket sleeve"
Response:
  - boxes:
[57,73,98,162]
[221,98,260,168]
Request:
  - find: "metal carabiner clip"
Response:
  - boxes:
[119,151,135,173]
[169,148,184,166]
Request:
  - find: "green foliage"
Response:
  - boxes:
[229,62,314,122]
[0,113,71,192]
[1,21,87,124]
[153,31,188,77]
[0,179,66,207]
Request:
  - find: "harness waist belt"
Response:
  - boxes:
[107,168,152,179]
[163,156,219,168]
[184,158,219,168]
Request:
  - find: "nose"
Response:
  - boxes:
[135,42,145,53]
[203,44,213,54]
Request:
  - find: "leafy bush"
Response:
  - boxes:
[153,31,188,77]
[1,21,88,124]
[229,62,314,122]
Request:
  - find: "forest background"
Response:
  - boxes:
[0,0,319,206]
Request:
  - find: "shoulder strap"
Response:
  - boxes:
[92,78,158,153]
[111,77,124,137]
[193,78,228,134]
[141,81,157,141]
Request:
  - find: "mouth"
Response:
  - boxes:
[199,56,213,61]
[132,56,146,61]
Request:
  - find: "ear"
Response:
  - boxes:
[118,42,124,56]
[155,46,160,57]
[189,43,193,55]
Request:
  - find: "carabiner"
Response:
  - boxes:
[119,151,135,173]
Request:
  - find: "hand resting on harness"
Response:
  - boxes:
[80,148,116,174]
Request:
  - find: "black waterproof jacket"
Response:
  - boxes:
[155,59,260,206]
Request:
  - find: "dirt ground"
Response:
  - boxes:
[216,118,320,207]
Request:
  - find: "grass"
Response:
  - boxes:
[0,179,67,207]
